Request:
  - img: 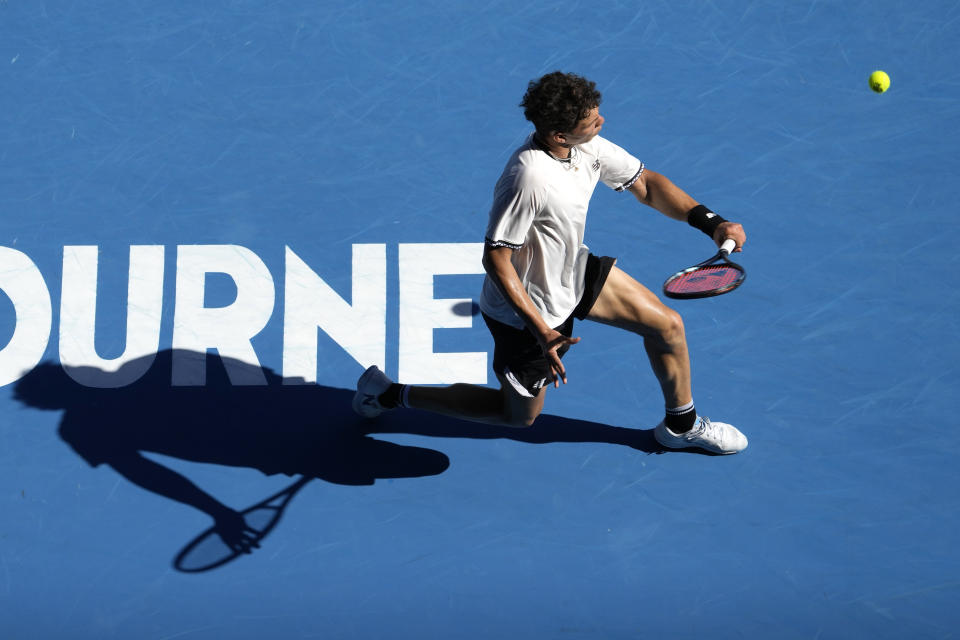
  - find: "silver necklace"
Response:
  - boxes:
[533,135,581,171]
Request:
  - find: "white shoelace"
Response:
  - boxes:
[690,417,718,441]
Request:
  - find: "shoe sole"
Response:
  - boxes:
[654,426,745,455]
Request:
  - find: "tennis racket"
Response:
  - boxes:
[663,238,745,299]
[174,476,312,573]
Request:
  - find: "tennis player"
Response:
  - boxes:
[354,71,748,454]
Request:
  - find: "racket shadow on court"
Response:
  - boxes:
[13,350,662,572]
[13,350,454,573]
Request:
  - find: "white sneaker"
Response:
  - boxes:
[352,365,394,418]
[654,416,748,455]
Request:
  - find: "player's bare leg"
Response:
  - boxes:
[586,265,747,453]
[407,376,546,428]
[353,365,546,428]
[586,266,692,408]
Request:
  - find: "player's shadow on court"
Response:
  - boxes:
[13,350,658,571]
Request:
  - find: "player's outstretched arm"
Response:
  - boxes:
[627,169,696,220]
[627,170,746,252]
[108,452,259,552]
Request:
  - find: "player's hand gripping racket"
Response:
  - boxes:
[663,238,745,299]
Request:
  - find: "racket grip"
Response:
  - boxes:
[720,238,737,255]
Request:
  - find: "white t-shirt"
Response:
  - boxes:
[479,134,644,329]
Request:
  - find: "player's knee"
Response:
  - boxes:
[659,308,686,345]
[502,404,541,428]
[511,415,539,428]
[520,412,541,428]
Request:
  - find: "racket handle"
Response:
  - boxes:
[720,238,737,255]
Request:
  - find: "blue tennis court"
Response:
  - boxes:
[2,1,958,638]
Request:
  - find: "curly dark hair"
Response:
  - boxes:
[520,71,602,135]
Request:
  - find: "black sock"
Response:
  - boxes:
[378,383,406,409]
[665,402,697,433]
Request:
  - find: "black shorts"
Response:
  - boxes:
[482,253,616,397]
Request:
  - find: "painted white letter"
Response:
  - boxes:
[172,245,275,386]
[398,243,486,384]
[0,248,52,387]
[283,245,386,384]
[59,246,164,388]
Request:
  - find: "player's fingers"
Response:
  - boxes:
[724,237,744,252]
[543,352,562,386]
[715,223,745,251]
[730,232,746,252]
[543,358,558,387]
[552,357,568,385]
[724,224,746,252]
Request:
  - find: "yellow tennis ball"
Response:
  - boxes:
[869,70,890,93]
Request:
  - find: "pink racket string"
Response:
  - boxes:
[665,264,741,295]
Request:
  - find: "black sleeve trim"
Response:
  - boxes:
[484,237,523,250]
[614,162,645,192]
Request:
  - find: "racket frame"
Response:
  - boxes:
[662,239,745,300]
